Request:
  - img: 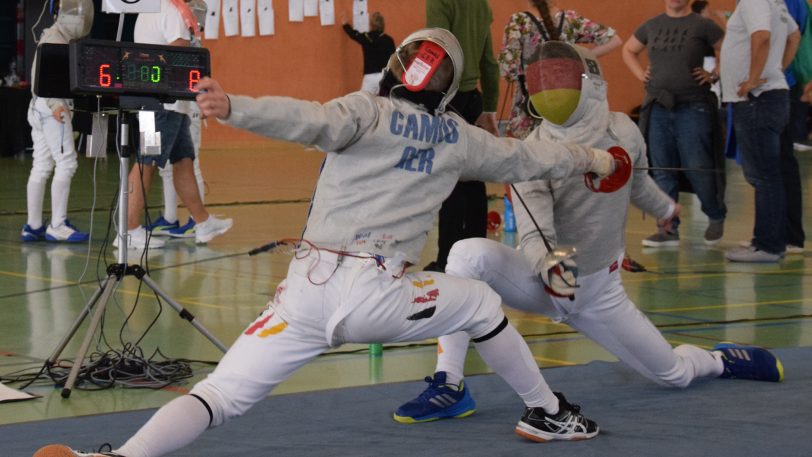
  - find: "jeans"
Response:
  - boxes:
[780,84,807,247]
[648,102,727,231]
[732,89,790,254]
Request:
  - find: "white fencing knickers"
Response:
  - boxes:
[26,97,79,228]
[189,248,508,426]
[443,238,722,388]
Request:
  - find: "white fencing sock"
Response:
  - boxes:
[473,323,559,414]
[159,167,178,223]
[116,395,210,457]
[435,331,471,386]
[50,178,70,227]
[26,177,46,228]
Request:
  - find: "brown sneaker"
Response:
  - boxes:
[641,229,679,247]
[704,219,724,245]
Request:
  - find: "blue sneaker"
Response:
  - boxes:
[393,371,476,423]
[45,220,89,243]
[21,223,47,242]
[146,215,179,236]
[167,217,196,238]
[714,342,784,382]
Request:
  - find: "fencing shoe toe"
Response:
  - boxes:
[714,343,784,382]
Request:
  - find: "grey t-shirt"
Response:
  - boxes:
[634,13,725,94]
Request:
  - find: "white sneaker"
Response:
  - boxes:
[739,240,803,255]
[112,226,165,250]
[786,244,804,255]
[793,142,812,152]
[195,215,233,244]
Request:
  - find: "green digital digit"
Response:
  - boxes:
[151,65,161,83]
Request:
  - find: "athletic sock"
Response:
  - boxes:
[116,394,210,457]
[473,323,558,413]
[50,178,71,227]
[161,170,178,224]
[26,177,46,229]
[435,331,470,386]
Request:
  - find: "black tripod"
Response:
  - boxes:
[44,109,227,398]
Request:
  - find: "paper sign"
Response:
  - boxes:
[204,0,221,39]
[241,0,257,37]
[103,0,160,13]
[289,0,304,22]
[222,0,240,36]
[352,0,368,32]
[319,0,334,26]
[258,0,275,35]
[304,0,318,16]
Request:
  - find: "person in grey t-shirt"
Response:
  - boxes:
[622,0,727,248]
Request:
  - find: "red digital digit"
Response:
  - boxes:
[99,64,112,87]
[189,69,201,92]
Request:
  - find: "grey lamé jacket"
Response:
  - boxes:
[224,91,603,263]
[515,113,674,276]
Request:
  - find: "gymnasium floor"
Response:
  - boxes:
[0,140,810,429]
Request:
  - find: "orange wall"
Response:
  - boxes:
[201,0,737,146]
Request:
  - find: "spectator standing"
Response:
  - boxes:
[499,0,621,140]
[423,0,500,272]
[722,0,801,262]
[623,0,728,247]
[117,0,233,250]
[341,12,396,94]
[768,0,808,254]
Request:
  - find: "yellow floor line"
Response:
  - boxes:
[533,356,578,366]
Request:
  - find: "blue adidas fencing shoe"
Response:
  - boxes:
[393,371,476,423]
[714,342,784,382]
[168,217,196,238]
[21,223,47,242]
[145,215,179,236]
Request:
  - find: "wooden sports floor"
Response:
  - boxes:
[0,140,811,426]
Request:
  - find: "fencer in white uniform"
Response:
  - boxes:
[21,0,93,243]
[35,29,629,457]
[395,42,784,427]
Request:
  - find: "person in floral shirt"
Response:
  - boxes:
[499,0,621,139]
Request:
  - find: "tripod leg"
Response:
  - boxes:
[140,273,228,353]
[46,276,112,367]
[60,274,121,398]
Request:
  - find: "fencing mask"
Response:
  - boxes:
[55,0,94,40]
[525,41,606,127]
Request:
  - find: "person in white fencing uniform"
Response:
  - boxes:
[149,0,208,239]
[21,0,93,243]
[395,41,785,429]
[34,29,630,457]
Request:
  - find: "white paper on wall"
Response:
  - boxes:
[304,0,318,16]
[222,0,240,36]
[103,0,160,13]
[241,0,257,36]
[319,0,334,26]
[289,0,304,22]
[204,0,221,39]
[352,0,368,33]
[258,0,275,35]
